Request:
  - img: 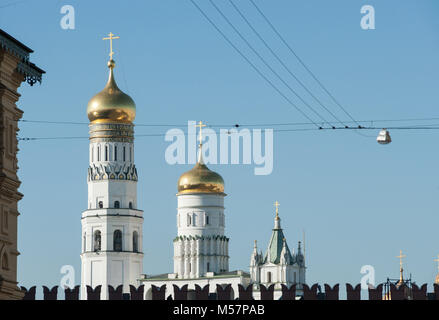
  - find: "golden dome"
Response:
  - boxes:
[87,60,136,123]
[177,162,224,194]
[435,272,439,285]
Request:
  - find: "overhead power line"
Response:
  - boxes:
[248,0,360,126]
[17,117,439,128]
[207,0,334,127]
[228,0,346,126]
[189,0,320,128]
[17,125,439,142]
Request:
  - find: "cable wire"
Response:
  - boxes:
[249,0,360,126]
[207,0,333,127]
[17,117,439,128]
[189,0,320,128]
[228,0,347,126]
[17,125,439,141]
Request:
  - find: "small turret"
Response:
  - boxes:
[296,241,305,267]
[250,240,261,266]
[280,238,290,265]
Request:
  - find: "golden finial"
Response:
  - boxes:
[435,255,439,285]
[434,255,439,272]
[195,121,206,145]
[396,250,406,269]
[103,32,120,62]
[396,250,406,282]
[195,121,207,164]
[274,200,280,220]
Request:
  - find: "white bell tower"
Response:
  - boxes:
[80,34,143,299]
[173,121,229,279]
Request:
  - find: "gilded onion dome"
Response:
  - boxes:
[87,60,136,123]
[177,161,224,194]
[177,134,224,194]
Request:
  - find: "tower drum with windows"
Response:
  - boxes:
[80,53,143,299]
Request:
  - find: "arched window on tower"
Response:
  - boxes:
[105,146,108,161]
[207,262,210,272]
[129,202,133,209]
[98,201,103,209]
[123,146,126,162]
[94,230,101,252]
[114,146,118,161]
[267,272,272,283]
[113,230,122,252]
[1,252,9,270]
[114,201,120,208]
[97,146,101,161]
[133,231,138,253]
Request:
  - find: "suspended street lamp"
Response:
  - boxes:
[377,128,392,144]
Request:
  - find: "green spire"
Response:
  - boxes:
[263,205,293,264]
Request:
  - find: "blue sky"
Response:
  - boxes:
[2,0,439,295]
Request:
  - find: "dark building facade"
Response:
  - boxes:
[0,29,44,300]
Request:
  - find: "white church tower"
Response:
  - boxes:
[250,201,305,296]
[80,33,143,299]
[173,121,229,279]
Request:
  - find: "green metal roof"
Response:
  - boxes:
[263,227,293,264]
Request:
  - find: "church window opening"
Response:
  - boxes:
[206,215,209,225]
[294,272,297,283]
[98,201,103,209]
[105,146,108,161]
[114,201,120,208]
[97,146,101,161]
[133,231,139,253]
[94,230,101,251]
[1,252,8,270]
[207,262,210,272]
[188,215,191,226]
[123,146,126,161]
[114,146,117,161]
[129,202,133,209]
[3,211,8,230]
[114,230,122,251]
[267,272,272,283]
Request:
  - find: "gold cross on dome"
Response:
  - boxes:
[396,250,406,269]
[195,121,206,145]
[103,32,120,60]
[274,201,280,219]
